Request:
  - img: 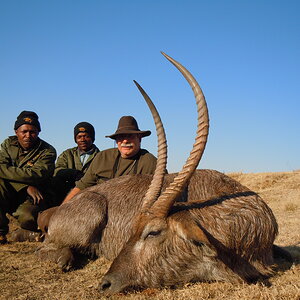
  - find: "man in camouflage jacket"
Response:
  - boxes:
[0,111,56,244]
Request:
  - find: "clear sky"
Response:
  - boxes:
[1,0,299,173]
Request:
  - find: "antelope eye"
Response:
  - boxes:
[146,230,161,239]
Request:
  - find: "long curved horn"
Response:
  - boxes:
[150,52,209,218]
[133,80,167,211]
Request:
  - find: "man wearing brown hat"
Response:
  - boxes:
[51,122,99,205]
[0,111,56,244]
[63,116,157,203]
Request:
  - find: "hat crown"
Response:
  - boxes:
[105,115,151,139]
[74,122,95,142]
[17,111,39,121]
[117,116,140,131]
[14,110,41,131]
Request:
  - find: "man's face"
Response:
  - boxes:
[15,124,39,150]
[76,132,93,152]
[116,134,141,158]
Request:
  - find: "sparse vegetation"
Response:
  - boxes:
[0,171,299,300]
[285,203,298,212]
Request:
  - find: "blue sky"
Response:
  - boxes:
[1,0,299,173]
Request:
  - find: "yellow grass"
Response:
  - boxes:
[0,171,299,300]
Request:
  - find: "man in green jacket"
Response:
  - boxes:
[0,111,56,244]
[52,122,99,205]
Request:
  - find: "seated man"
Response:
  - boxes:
[38,116,156,232]
[0,111,56,244]
[64,115,157,202]
[52,122,99,205]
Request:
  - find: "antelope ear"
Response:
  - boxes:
[169,215,217,256]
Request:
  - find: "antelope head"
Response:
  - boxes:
[99,52,209,294]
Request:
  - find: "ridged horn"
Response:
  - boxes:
[133,80,167,211]
[150,52,209,218]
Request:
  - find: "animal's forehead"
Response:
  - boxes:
[142,217,167,233]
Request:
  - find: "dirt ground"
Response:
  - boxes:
[0,170,299,300]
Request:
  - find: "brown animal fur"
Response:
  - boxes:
[36,170,278,289]
[98,174,277,294]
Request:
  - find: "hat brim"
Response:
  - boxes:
[106,130,151,139]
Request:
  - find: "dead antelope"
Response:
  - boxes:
[37,53,281,295]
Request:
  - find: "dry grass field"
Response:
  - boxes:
[0,171,299,300]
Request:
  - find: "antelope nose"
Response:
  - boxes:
[98,273,126,295]
[99,279,111,291]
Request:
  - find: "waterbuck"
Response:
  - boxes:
[37,53,280,295]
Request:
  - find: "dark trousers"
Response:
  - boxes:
[0,179,49,235]
[50,176,75,206]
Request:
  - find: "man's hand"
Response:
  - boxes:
[63,187,81,204]
[27,186,43,204]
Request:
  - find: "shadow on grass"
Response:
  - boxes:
[273,244,299,273]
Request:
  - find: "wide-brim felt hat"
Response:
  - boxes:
[106,116,151,139]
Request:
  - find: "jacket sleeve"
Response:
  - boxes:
[139,152,157,175]
[0,139,13,165]
[54,151,69,175]
[0,146,56,185]
[54,150,82,180]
